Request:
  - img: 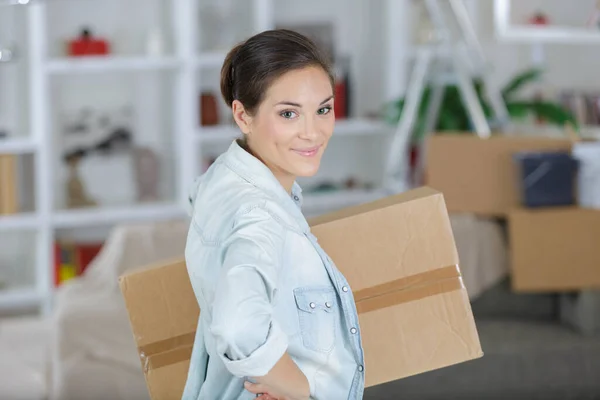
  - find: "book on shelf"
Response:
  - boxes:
[0,154,19,215]
[54,241,104,287]
[559,91,600,127]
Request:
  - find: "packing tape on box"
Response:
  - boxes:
[353,264,464,314]
[137,264,464,371]
[138,332,196,372]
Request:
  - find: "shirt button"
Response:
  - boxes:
[293,195,300,201]
[325,302,332,308]
[342,286,349,292]
[358,365,364,372]
[309,302,316,309]
[350,327,357,334]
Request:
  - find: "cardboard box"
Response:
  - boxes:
[119,187,482,398]
[119,258,197,400]
[425,134,573,216]
[509,207,600,292]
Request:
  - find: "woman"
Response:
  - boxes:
[183,29,365,400]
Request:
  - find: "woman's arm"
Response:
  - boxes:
[208,205,310,399]
[248,352,310,400]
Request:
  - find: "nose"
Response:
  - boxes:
[298,115,319,141]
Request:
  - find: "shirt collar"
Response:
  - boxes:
[223,140,308,230]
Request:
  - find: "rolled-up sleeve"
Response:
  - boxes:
[209,205,288,378]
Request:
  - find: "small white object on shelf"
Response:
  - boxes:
[45,56,180,74]
[145,28,166,57]
[0,287,42,311]
[52,202,186,229]
[197,118,391,144]
[0,213,40,231]
[0,137,38,154]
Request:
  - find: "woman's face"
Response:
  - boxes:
[233,66,335,192]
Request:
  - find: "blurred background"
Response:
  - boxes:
[0,0,599,399]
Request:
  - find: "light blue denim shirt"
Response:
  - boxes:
[182,140,365,400]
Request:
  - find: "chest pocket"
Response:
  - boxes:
[293,286,337,353]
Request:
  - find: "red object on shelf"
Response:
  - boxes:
[334,80,347,119]
[54,241,104,287]
[68,28,110,57]
[528,12,549,25]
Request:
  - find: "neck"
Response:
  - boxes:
[273,171,295,194]
[240,140,295,194]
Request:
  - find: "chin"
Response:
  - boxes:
[293,162,321,177]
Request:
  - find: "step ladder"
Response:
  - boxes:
[383,0,511,193]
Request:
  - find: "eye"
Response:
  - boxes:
[280,110,298,119]
[317,106,332,115]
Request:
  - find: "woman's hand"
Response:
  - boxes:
[244,381,309,400]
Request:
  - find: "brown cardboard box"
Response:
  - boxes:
[119,257,197,400]
[509,207,600,292]
[119,187,482,398]
[425,134,573,216]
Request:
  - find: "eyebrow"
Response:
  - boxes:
[275,95,334,108]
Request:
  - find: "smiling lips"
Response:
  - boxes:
[292,145,321,157]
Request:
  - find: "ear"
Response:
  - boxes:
[231,100,252,135]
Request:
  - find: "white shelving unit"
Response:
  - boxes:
[46,56,181,74]
[0,138,38,153]
[0,287,42,312]
[0,212,40,231]
[196,118,390,144]
[0,0,397,314]
[52,202,185,229]
[494,0,600,44]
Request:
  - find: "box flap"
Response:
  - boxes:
[119,258,199,370]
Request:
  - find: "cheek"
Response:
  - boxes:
[265,117,297,146]
[319,117,335,142]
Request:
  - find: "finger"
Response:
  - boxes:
[244,381,267,395]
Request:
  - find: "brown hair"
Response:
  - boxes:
[220,29,334,116]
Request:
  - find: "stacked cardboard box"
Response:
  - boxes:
[119,187,483,399]
[425,133,600,292]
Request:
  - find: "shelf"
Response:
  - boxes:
[46,56,181,74]
[0,138,38,154]
[332,119,392,136]
[0,213,41,231]
[0,287,42,311]
[52,202,186,228]
[196,124,238,144]
[302,188,388,212]
[498,26,600,44]
[509,123,600,140]
[197,119,391,144]
[195,52,227,69]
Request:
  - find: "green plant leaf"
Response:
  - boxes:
[501,68,543,99]
[508,100,579,128]
[505,102,531,119]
